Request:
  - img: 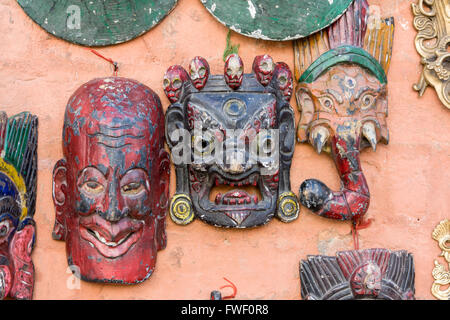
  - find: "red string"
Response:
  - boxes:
[88,49,119,76]
[352,222,359,250]
[352,218,373,251]
[219,277,237,300]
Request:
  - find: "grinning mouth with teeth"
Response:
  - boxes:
[189,167,279,227]
[212,173,261,206]
[79,219,144,259]
[86,229,134,247]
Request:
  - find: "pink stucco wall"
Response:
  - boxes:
[0,0,448,299]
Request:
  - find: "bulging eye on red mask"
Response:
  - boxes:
[224,53,244,90]
[189,56,210,90]
[272,62,293,101]
[53,77,170,284]
[252,54,275,86]
[163,65,190,103]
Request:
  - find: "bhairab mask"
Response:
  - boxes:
[294,0,393,223]
[300,248,415,300]
[0,112,38,300]
[189,56,210,91]
[52,77,169,284]
[252,54,275,86]
[164,55,299,228]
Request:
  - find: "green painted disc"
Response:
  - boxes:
[17,0,178,46]
[201,0,354,41]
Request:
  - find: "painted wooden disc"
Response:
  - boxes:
[200,0,354,41]
[17,0,178,46]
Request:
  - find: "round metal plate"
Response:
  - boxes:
[200,0,354,41]
[18,0,178,46]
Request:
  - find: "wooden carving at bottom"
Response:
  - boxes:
[300,248,415,300]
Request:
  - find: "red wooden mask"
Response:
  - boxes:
[189,56,210,90]
[252,54,275,87]
[273,62,294,102]
[224,53,244,90]
[52,77,169,284]
[163,65,190,104]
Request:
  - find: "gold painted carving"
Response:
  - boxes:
[412,0,450,109]
[431,219,450,300]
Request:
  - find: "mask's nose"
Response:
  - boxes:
[99,181,128,222]
[222,149,246,174]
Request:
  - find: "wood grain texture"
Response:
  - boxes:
[300,249,415,300]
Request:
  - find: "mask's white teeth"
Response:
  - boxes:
[93,230,128,247]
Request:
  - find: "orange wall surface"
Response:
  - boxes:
[0,0,448,300]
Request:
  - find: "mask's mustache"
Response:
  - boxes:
[95,208,131,222]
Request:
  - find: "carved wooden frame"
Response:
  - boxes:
[412,0,450,109]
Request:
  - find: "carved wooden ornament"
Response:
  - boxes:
[164,55,299,228]
[52,77,169,284]
[300,249,415,300]
[18,0,178,46]
[294,0,394,223]
[431,219,450,300]
[0,112,38,300]
[200,0,354,41]
[412,0,450,109]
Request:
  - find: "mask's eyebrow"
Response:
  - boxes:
[77,165,108,179]
[324,89,343,104]
[355,86,378,100]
